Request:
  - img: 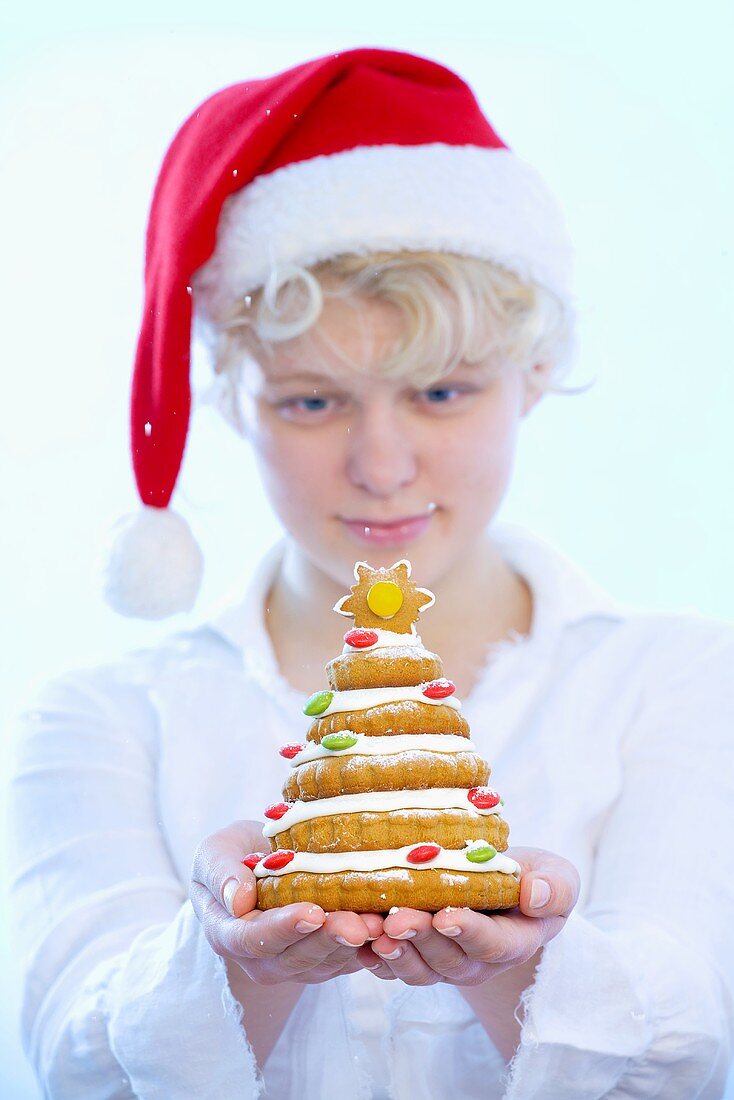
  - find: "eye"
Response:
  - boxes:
[295,396,329,411]
[423,386,459,402]
[414,384,475,410]
[274,394,343,422]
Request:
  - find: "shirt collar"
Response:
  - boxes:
[492,523,625,644]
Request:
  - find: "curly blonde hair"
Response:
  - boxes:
[195,251,576,431]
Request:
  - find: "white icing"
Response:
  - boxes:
[290,733,477,767]
[254,841,520,877]
[341,627,429,655]
[318,684,461,716]
[262,787,503,837]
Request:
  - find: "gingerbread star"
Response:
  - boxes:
[333,559,435,633]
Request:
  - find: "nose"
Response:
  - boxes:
[345,402,417,498]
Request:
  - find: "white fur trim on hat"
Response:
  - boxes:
[103,506,204,619]
[193,143,573,319]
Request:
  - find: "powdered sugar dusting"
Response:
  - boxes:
[439,873,470,887]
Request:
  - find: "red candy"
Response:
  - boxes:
[279,743,304,759]
[422,678,456,700]
[241,853,265,870]
[467,787,501,810]
[262,850,295,870]
[344,628,379,649]
[264,802,291,820]
[406,843,441,864]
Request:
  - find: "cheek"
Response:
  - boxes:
[248,418,341,524]
[428,399,521,499]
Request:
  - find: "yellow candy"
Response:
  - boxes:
[366,580,403,618]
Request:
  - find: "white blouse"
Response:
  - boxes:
[8,525,734,1099]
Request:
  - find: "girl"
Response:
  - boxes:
[9,47,733,1099]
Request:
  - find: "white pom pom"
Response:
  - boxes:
[103,506,204,619]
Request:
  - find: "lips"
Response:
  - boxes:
[340,511,435,546]
[349,513,425,528]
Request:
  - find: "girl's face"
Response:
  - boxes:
[239,293,546,591]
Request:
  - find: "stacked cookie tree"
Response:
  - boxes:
[251,560,521,913]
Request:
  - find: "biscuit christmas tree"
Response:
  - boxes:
[250,559,521,912]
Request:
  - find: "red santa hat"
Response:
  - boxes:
[104,46,573,619]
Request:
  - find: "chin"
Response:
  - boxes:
[340,540,443,587]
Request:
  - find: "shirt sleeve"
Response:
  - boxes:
[504,619,734,1100]
[8,663,263,1100]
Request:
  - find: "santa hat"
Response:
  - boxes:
[104,46,573,619]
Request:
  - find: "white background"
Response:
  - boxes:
[1,2,732,1095]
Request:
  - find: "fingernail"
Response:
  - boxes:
[295,920,323,933]
[529,879,552,909]
[392,928,417,939]
[222,877,243,917]
[365,962,382,970]
[335,935,364,947]
[436,926,461,937]
[377,947,403,960]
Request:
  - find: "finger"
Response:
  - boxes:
[380,907,464,968]
[323,910,380,947]
[275,912,373,974]
[194,898,326,966]
[356,944,398,980]
[509,847,580,918]
[432,907,565,966]
[369,937,441,986]
[189,879,227,954]
[237,904,384,962]
[506,849,581,919]
[190,821,269,918]
[380,909,472,982]
[192,884,378,981]
[189,859,259,922]
[382,907,435,941]
[234,903,329,959]
[358,912,385,941]
[371,911,435,966]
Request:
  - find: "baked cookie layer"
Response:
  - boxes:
[308,701,470,741]
[326,649,442,690]
[257,867,521,912]
[273,807,509,853]
[282,750,490,800]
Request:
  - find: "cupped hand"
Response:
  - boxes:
[189,819,384,985]
[357,847,580,986]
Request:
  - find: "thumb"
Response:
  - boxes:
[508,846,580,919]
[190,819,269,918]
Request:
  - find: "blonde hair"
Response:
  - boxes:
[197,251,577,431]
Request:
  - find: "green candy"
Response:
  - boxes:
[321,732,359,751]
[465,844,497,864]
[303,690,334,716]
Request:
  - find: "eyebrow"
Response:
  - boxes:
[263,369,343,386]
[260,359,494,389]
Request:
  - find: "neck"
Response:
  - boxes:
[421,533,526,644]
[264,531,532,695]
[267,543,348,635]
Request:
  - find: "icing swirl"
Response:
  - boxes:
[319,684,461,717]
[262,786,504,837]
[291,733,476,766]
[254,841,520,877]
[342,626,425,654]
